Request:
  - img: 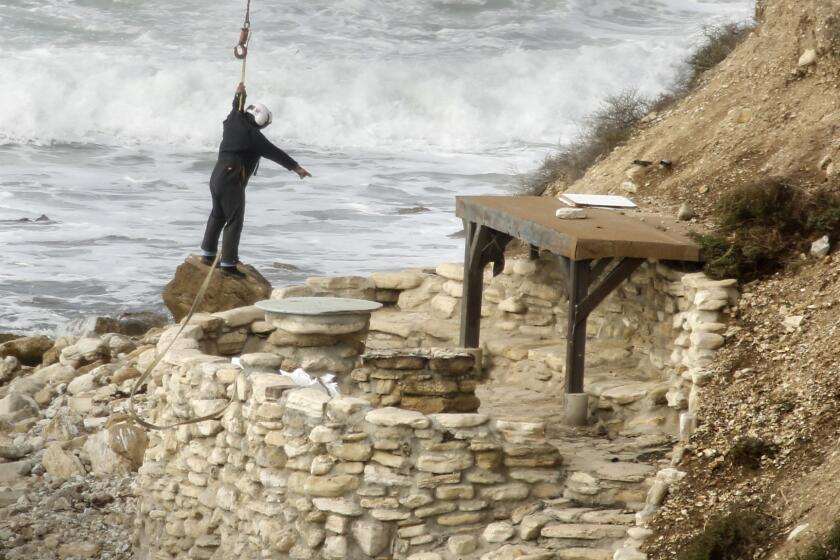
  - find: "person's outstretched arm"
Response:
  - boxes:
[252,130,312,179]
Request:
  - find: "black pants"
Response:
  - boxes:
[201,157,246,264]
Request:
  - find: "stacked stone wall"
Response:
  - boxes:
[135,351,563,560]
[351,349,483,414]
[267,256,738,434]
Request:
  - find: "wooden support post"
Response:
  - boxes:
[529,244,540,260]
[564,258,591,395]
[459,222,512,348]
[561,256,645,425]
[460,221,488,348]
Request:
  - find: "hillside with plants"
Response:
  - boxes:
[534,0,840,557]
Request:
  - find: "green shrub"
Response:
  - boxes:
[796,519,840,560]
[695,180,840,282]
[653,21,755,112]
[685,23,755,87]
[680,509,770,560]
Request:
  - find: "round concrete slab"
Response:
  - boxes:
[256,297,383,317]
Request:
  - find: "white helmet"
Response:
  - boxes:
[246,103,273,128]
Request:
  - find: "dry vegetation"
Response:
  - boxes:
[692,181,840,282]
[521,21,756,195]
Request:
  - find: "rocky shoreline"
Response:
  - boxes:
[0,249,737,559]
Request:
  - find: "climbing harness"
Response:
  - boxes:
[128,0,256,431]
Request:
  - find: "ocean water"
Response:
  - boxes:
[0,0,753,334]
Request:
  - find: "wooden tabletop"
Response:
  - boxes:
[456,196,701,262]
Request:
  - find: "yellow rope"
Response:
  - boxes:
[128,0,254,431]
[128,254,242,431]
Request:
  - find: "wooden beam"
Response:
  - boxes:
[576,258,644,320]
[589,257,613,283]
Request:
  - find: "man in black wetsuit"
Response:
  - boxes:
[200,82,310,278]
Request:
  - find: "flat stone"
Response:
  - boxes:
[272,314,370,335]
[435,263,463,281]
[811,235,831,258]
[313,498,364,516]
[364,464,413,487]
[690,331,725,350]
[365,407,429,429]
[428,413,489,429]
[58,542,100,559]
[417,451,474,474]
[304,475,359,497]
[323,536,348,559]
[362,350,429,370]
[328,441,373,462]
[59,337,109,368]
[257,297,382,316]
[435,484,474,500]
[496,420,546,443]
[499,298,527,313]
[555,208,588,219]
[240,352,284,369]
[600,383,650,405]
[479,482,529,501]
[480,545,554,560]
[370,271,424,290]
[591,461,655,483]
[42,444,85,480]
[520,513,553,540]
[326,397,371,422]
[557,549,615,560]
[0,392,38,416]
[484,521,515,543]
[306,275,375,291]
[0,460,32,484]
[352,519,391,556]
[286,388,331,418]
[438,511,485,527]
[431,294,459,317]
[541,523,627,540]
[798,48,817,67]
[448,535,478,555]
[407,554,442,560]
[213,305,265,327]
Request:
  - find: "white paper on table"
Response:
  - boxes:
[558,193,637,208]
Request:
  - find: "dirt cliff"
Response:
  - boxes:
[548,0,840,557]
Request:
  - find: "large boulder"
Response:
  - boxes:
[61,312,169,337]
[83,422,149,475]
[0,335,54,366]
[59,337,109,369]
[42,444,85,480]
[162,255,271,322]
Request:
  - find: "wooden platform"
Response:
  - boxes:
[454,196,703,425]
[455,196,701,262]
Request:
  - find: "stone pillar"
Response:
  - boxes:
[351,348,482,412]
[256,297,382,378]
